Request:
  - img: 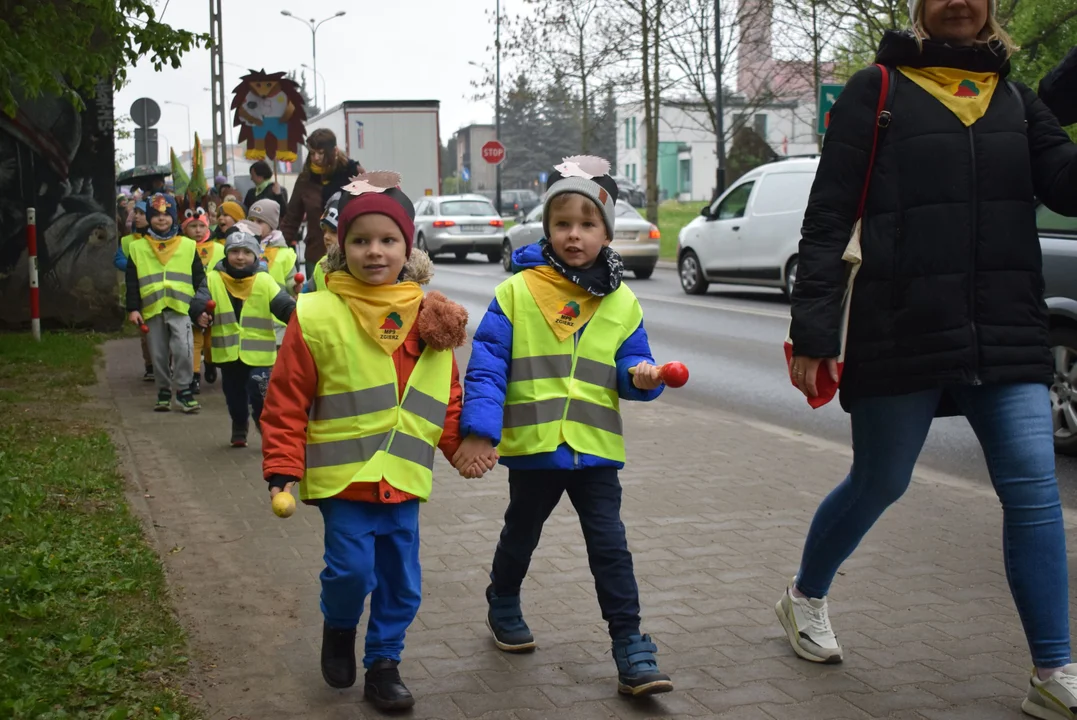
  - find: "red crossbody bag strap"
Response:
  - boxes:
[854,64,892,220]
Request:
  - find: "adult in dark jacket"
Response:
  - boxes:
[243,160,289,218]
[1039,47,1077,127]
[279,128,362,276]
[779,0,1077,710]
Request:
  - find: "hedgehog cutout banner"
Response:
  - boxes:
[231,70,308,162]
[341,171,403,197]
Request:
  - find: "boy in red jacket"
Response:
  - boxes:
[261,172,467,712]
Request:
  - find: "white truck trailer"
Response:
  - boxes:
[305,100,441,202]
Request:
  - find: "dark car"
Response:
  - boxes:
[476,189,541,219]
[1037,202,1077,454]
[612,175,646,208]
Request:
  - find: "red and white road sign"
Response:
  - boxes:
[481,140,506,165]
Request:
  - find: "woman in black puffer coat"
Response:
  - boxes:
[777,0,1077,710]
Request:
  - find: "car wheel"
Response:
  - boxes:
[501,240,514,272]
[783,256,799,299]
[487,250,501,264]
[679,250,709,295]
[416,233,430,257]
[1050,326,1077,456]
[455,250,469,261]
[633,267,654,280]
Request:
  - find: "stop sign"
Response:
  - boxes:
[482,140,506,165]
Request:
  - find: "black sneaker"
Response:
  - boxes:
[203,364,217,384]
[230,421,248,448]
[143,365,155,382]
[154,390,171,412]
[177,391,200,414]
[364,659,415,711]
[321,623,356,689]
[486,584,536,653]
[612,634,673,696]
[190,373,201,395]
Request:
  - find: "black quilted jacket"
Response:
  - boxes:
[790,31,1077,410]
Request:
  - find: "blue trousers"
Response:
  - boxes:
[796,383,1070,667]
[319,498,421,668]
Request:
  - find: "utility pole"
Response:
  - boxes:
[714,0,727,196]
[209,0,228,179]
[495,0,502,216]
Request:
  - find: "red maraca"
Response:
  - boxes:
[139,323,149,334]
[293,273,305,290]
[629,361,690,388]
[205,299,216,314]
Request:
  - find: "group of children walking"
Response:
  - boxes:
[255,157,674,711]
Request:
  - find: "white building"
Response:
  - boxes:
[616,97,819,202]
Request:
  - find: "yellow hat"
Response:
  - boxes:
[219,201,246,223]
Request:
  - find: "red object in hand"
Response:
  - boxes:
[205,300,217,314]
[139,323,149,334]
[659,361,689,388]
[294,273,305,285]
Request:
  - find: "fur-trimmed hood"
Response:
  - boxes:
[417,291,468,351]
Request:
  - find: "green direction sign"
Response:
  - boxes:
[818,83,846,135]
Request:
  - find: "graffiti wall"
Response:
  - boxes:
[0,79,121,331]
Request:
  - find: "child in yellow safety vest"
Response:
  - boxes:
[260,172,468,711]
[185,208,223,395]
[192,232,295,448]
[453,156,674,698]
[115,201,155,382]
[247,199,297,346]
[300,191,341,294]
[125,193,209,413]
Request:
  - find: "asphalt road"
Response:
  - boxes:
[429,255,1077,509]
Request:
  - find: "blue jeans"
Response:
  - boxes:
[491,467,642,640]
[319,499,421,667]
[796,383,1069,667]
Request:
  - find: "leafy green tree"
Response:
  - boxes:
[0,1,206,116]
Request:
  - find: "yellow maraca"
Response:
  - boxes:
[272,490,295,518]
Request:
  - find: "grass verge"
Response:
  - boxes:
[0,332,199,720]
[657,200,708,260]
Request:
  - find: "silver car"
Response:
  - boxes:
[413,195,505,262]
[501,199,661,279]
[1038,203,1077,455]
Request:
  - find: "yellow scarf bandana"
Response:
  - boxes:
[310,162,331,185]
[898,66,999,126]
[196,239,217,267]
[219,273,256,300]
[263,246,280,267]
[325,271,424,355]
[149,236,184,266]
[522,265,600,342]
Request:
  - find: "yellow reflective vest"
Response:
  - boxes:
[129,237,197,320]
[266,246,297,288]
[298,291,453,502]
[312,259,327,291]
[121,232,144,258]
[196,240,225,269]
[206,271,279,366]
[495,272,642,463]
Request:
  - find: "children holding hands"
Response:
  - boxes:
[260,172,468,711]
[453,157,673,697]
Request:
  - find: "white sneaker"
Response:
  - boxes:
[1023,665,1077,719]
[774,581,843,664]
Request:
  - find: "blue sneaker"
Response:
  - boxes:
[612,634,673,696]
[485,584,536,653]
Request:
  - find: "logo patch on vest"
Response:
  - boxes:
[556,300,581,326]
[158,243,167,250]
[380,311,403,339]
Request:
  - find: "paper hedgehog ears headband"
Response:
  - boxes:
[337,171,415,220]
[547,155,619,205]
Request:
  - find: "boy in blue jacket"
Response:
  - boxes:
[453,156,673,698]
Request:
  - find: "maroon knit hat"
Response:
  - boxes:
[336,173,416,257]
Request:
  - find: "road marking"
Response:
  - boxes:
[633,292,790,319]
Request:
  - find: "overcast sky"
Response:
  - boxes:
[116,0,511,173]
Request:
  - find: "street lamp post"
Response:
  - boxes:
[281,10,346,117]
[302,64,327,110]
[714,0,727,196]
[495,0,502,216]
[204,87,235,179]
[164,100,192,156]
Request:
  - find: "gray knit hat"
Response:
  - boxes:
[542,156,619,241]
[908,0,994,22]
[224,231,262,260]
[248,198,280,231]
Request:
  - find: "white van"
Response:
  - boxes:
[677,157,818,298]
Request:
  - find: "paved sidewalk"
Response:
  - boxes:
[103,337,1077,719]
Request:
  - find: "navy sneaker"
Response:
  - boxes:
[485,584,536,653]
[154,390,171,412]
[612,634,673,696]
[364,659,415,711]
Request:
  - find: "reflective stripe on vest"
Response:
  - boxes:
[128,237,198,319]
[297,291,452,501]
[206,271,279,366]
[494,272,642,463]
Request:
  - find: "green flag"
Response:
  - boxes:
[188,133,208,200]
[170,148,190,197]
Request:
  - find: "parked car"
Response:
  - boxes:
[502,199,660,279]
[413,195,504,262]
[677,157,817,299]
[475,188,542,219]
[612,175,646,208]
[1036,203,1077,455]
